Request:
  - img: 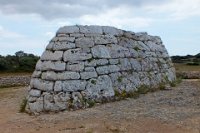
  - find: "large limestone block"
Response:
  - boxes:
[79,25,103,34]
[54,92,71,110]
[75,37,94,48]
[129,58,141,71]
[41,71,80,80]
[66,61,85,72]
[85,75,114,99]
[63,48,92,61]
[80,71,98,79]
[54,80,87,92]
[118,58,132,71]
[32,71,42,78]
[94,35,117,44]
[91,45,111,58]
[40,51,63,61]
[102,26,123,36]
[28,97,44,113]
[29,89,41,97]
[96,65,120,75]
[30,78,54,92]
[57,36,75,42]
[107,44,130,58]
[43,93,59,112]
[36,60,65,71]
[96,59,108,66]
[52,42,75,50]
[57,26,79,34]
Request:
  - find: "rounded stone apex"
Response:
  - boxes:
[56,25,124,36]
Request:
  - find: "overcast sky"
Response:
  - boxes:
[0,0,199,56]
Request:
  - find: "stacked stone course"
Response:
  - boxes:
[27,25,176,113]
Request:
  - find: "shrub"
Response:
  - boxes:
[19,97,28,113]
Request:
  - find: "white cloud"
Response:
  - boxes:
[144,0,200,20]
[79,6,153,30]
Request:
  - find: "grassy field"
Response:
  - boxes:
[174,63,200,72]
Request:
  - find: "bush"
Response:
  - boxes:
[19,97,28,113]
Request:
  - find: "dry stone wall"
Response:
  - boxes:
[27,25,176,114]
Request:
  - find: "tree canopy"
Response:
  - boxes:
[0,51,39,72]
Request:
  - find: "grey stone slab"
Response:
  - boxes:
[75,37,94,48]
[54,80,87,92]
[79,25,103,34]
[57,26,79,34]
[36,60,66,71]
[40,51,63,61]
[91,45,111,58]
[80,71,98,79]
[63,48,92,61]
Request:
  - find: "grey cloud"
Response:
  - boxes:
[0,0,168,19]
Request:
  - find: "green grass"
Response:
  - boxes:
[117,76,123,82]
[169,77,182,87]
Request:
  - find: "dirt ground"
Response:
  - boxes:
[0,79,199,133]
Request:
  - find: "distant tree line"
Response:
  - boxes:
[171,53,200,65]
[0,51,39,72]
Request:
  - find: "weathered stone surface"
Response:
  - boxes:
[118,58,132,71]
[107,44,130,58]
[29,89,41,97]
[54,80,87,92]
[84,59,96,67]
[41,71,80,80]
[109,59,119,65]
[91,45,111,58]
[79,25,103,34]
[36,60,66,71]
[96,65,120,75]
[75,37,94,48]
[102,26,123,36]
[57,26,79,34]
[58,37,75,42]
[66,61,84,72]
[94,35,117,44]
[30,78,54,92]
[32,71,42,78]
[46,42,54,50]
[28,97,44,113]
[41,51,63,61]
[96,59,108,66]
[52,42,75,50]
[129,58,141,71]
[43,93,59,112]
[57,34,69,37]
[63,48,92,61]
[57,71,80,80]
[85,75,114,99]
[70,33,84,37]
[28,25,176,113]
[80,71,97,79]
[54,92,71,110]
[84,67,95,72]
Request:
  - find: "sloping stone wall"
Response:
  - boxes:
[27,25,176,114]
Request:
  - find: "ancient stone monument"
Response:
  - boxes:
[27,25,176,114]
